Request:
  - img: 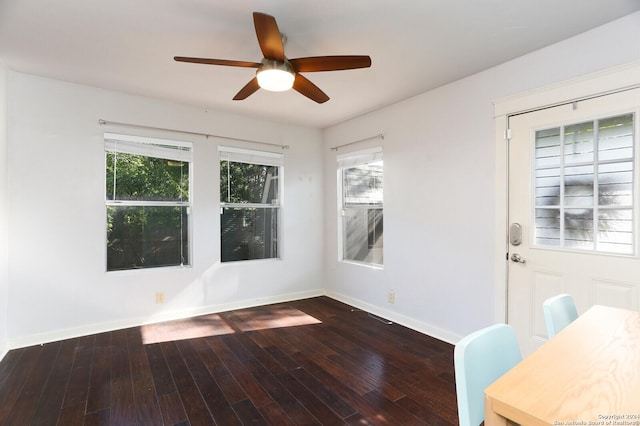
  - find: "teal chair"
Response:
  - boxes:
[454,324,522,426]
[543,294,578,338]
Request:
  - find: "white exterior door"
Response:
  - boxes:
[507,88,640,356]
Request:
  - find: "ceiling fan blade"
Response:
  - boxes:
[290,55,372,72]
[253,12,285,61]
[233,77,261,100]
[293,74,329,104]
[174,56,261,68]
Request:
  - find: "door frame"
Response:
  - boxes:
[492,60,640,324]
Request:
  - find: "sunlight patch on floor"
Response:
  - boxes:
[228,307,322,332]
[141,306,321,344]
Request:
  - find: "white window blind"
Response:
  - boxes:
[337,147,383,169]
[105,133,192,162]
[218,146,283,167]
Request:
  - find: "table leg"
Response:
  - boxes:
[484,394,508,426]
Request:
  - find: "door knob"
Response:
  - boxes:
[510,253,526,263]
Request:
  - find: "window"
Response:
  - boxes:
[219,146,282,262]
[338,148,383,265]
[105,133,192,271]
[534,113,635,254]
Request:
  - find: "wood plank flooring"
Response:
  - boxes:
[0,296,458,425]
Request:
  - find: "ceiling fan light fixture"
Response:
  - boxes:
[257,59,294,92]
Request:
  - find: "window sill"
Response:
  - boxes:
[106,264,193,274]
[339,259,384,270]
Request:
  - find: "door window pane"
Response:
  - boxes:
[599,161,633,206]
[564,165,593,207]
[564,121,594,164]
[535,127,562,168]
[598,114,634,161]
[598,208,633,253]
[535,168,561,207]
[535,208,561,247]
[564,208,594,250]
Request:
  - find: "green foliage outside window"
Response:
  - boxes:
[106,151,190,271]
[220,160,278,204]
[106,152,189,202]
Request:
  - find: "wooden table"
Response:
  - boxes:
[484,305,640,426]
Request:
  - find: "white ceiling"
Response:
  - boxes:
[1,0,639,128]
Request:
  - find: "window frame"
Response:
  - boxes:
[218,146,283,263]
[104,132,193,272]
[337,147,384,267]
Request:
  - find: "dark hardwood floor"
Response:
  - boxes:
[0,297,458,425]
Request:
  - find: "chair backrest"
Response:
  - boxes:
[543,293,578,339]
[454,324,522,426]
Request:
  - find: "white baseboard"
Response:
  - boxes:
[5,288,462,352]
[325,290,463,345]
[0,341,8,363]
[7,289,324,350]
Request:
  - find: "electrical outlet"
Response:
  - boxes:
[156,291,165,304]
[388,290,395,304]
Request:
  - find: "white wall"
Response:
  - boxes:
[5,72,325,348]
[323,12,640,343]
[0,64,9,358]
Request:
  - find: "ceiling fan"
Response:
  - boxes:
[174,12,372,104]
